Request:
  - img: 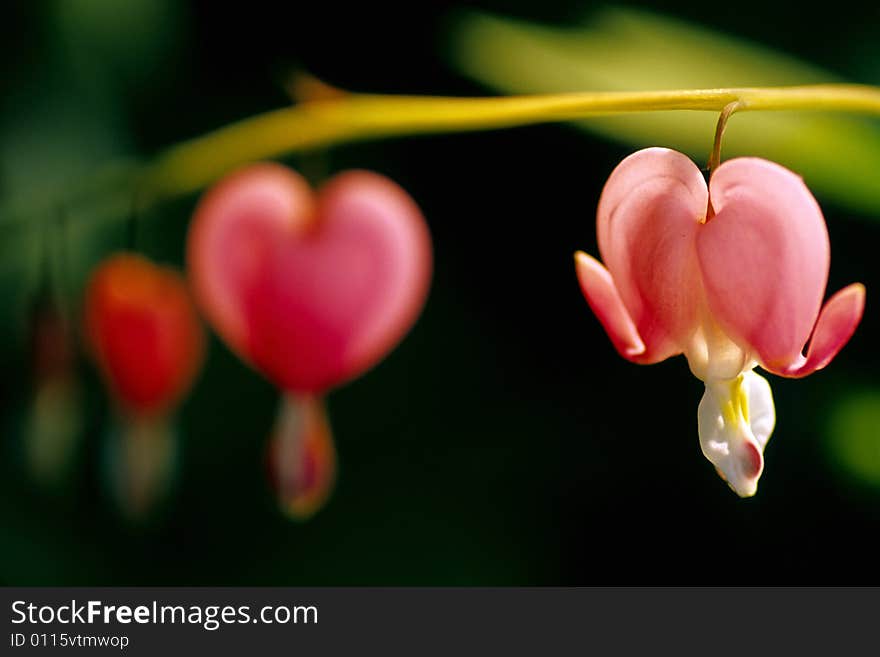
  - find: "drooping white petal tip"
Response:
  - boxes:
[697,370,776,497]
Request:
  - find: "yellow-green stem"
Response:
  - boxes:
[3,83,880,232]
[145,84,880,201]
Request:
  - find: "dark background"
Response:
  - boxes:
[0,0,878,584]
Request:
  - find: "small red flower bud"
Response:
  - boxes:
[84,253,205,416]
[25,293,83,487]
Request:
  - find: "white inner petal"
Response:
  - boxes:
[685,315,752,381]
[742,370,776,450]
[697,370,776,497]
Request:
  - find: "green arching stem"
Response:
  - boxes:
[4,83,880,230]
[145,83,880,201]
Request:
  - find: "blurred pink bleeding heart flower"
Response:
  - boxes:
[575,147,865,497]
[188,163,432,517]
[188,163,432,394]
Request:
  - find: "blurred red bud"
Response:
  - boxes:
[84,252,205,416]
[29,295,75,382]
[24,290,83,487]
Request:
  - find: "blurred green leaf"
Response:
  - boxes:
[826,390,880,490]
[51,0,185,91]
[449,8,880,216]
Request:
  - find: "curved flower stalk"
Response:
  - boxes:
[188,163,432,518]
[575,148,865,496]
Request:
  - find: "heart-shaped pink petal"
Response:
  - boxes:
[188,163,432,393]
[596,147,708,362]
[696,157,830,372]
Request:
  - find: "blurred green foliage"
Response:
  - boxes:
[450,8,880,215]
[827,390,880,490]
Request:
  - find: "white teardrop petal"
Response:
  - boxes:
[742,370,775,450]
[697,371,776,497]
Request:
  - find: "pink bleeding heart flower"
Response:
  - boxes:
[188,163,432,517]
[575,147,865,497]
[188,163,432,394]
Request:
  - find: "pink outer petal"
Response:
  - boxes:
[239,170,432,393]
[771,283,865,378]
[574,251,645,361]
[308,171,433,386]
[596,147,709,362]
[696,158,830,372]
[188,165,432,393]
[188,163,316,360]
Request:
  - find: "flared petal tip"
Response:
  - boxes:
[771,282,866,378]
[574,251,646,360]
